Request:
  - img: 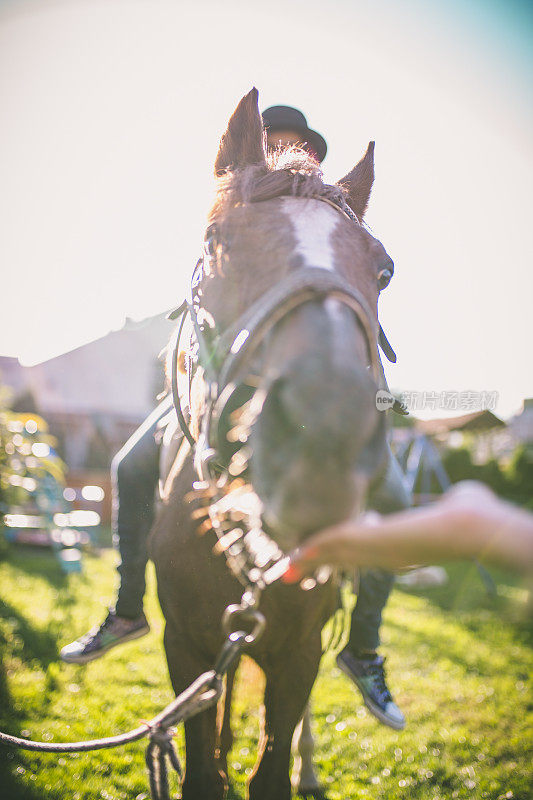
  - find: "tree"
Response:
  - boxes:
[0,385,66,555]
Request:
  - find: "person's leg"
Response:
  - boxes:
[60,396,173,663]
[347,568,395,655]
[347,449,412,652]
[112,399,173,618]
[337,445,411,728]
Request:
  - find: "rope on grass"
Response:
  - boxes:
[0,670,221,753]
[0,723,150,753]
[0,601,259,800]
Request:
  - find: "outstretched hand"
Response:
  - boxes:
[283,482,533,582]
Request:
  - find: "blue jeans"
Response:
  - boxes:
[111,397,172,619]
[347,449,412,653]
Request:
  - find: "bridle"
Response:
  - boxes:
[168,193,398,594]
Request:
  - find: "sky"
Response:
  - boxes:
[0,0,532,418]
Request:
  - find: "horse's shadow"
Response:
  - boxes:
[0,657,52,800]
[2,546,71,587]
[0,598,61,672]
[0,761,50,800]
[0,548,81,799]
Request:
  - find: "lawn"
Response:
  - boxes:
[0,546,531,799]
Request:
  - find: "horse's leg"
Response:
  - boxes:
[182,710,227,800]
[248,642,321,800]
[216,661,238,777]
[292,703,324,799]
[163,624,227,800]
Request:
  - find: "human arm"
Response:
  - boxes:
[283,482,533,581]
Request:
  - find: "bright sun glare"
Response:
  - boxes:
[0,0,531,418]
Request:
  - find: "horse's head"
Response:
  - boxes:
[188,89,393,552]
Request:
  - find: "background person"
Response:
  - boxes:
[262,104,327,162]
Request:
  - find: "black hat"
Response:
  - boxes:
[262,105,327,163]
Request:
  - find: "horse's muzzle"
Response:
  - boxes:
[247,363,386,549]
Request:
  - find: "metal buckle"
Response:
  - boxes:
[221,602,266,646]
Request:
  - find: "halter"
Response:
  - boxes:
[168,194,399,592]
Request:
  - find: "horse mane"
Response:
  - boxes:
[210,145,347,221]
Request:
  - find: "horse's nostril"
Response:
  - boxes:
[272,366,377,451]
[264,377,302,441]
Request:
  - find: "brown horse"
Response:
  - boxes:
[150,88,393,799]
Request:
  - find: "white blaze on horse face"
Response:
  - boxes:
[281,197,340,272]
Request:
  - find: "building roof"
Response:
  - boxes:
[416,410,506,436]
[0,313,174,421]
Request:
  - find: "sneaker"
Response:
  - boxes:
[60,610,150,664]
[336,648,405,730]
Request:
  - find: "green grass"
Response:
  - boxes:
[0,547,532,799]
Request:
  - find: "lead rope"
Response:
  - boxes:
[0,592,265,800]
[145,728,182,800]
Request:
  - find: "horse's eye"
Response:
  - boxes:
[204,224,219,258]
[377,267,393,291]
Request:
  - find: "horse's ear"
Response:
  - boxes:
[338,141,375,220]
[214,88,267,177]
